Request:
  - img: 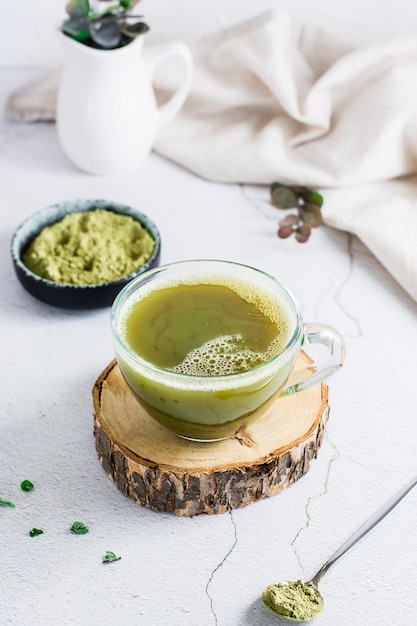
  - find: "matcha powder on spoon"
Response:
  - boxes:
[262,580,324,621]
[22,209,155,285]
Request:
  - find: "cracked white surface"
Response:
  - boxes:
[2,2,417,625]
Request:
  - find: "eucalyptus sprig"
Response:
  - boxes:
[62,0,149,50]
[270,182,323,243]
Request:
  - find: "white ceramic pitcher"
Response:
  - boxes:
[56,33,192,176]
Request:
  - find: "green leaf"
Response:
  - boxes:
[300,202,322,228]
[277,225,293,239]
[29,528,44,537]
[124,0,142,11]
[119,20,149,37]
[21,480,34,492]
[70,521,89,535]
[70,30,92,42]
[89,18,123,48]
[279,214,300,228]
[270,183,298,209]
[0,498,15,507]
[295,224,311,243]
[66,0,90,18]
[62,18,91,41]
[103,551,122,563]
[271,182,301,193]
[300,188,323,208]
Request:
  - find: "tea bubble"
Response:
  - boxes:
[171,333,283,376]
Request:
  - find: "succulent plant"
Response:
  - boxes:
[62,0,149,50]
[270,182,324,243]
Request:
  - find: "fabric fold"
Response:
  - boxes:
[153,9,417,188]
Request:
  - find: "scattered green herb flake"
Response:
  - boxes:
[21,480,34,492]
[0,498,15,508]
[103,551,121,563]
[70,521,89,535]
[29,528,44,537]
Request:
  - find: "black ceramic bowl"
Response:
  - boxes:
[11,199,161,309]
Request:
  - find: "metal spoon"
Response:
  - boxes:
[262,475,417,621]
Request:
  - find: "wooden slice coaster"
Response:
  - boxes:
[92,352,329,516]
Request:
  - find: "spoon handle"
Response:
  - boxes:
[310,475,417,587]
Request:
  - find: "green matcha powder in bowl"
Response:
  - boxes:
[11,199,161,309]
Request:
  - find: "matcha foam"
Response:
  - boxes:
[171,333,283,376]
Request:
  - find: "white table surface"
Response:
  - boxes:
[2,3,417,626]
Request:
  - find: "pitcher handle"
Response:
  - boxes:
[145,42,193,129]
[280,323,346,396]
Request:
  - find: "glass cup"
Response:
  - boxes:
[111,260,346,441]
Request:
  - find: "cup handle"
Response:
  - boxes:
[144,42,193,129]
[280,323,346,396]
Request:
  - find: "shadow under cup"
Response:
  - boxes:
[110,260,307,442]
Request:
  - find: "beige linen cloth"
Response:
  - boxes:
[6,10,417,301]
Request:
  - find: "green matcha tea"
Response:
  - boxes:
[113,265,300,440]
[124,282,289,375]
